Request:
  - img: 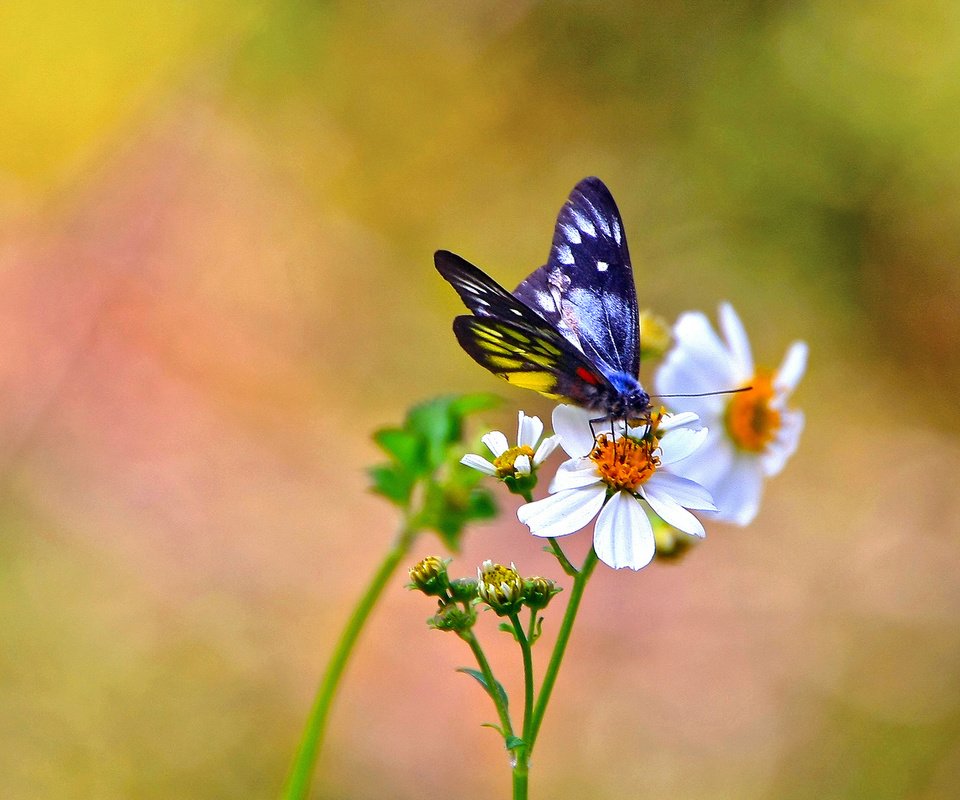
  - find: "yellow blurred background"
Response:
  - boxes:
[2,2,959,798]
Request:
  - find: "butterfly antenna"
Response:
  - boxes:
[651,387,752,399]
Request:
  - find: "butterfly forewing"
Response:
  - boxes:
[513,177,640,378]
[434,250,550,330]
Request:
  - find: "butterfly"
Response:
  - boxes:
[435,177,653,426]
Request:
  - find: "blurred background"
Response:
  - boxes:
[2,2,959,798]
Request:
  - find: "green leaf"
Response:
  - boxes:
[368,464,414,505]
[497,621,518,641]
[456,667,509,709]
[448,392,500,419]
[505,735,525,752]
[372,427,427,474]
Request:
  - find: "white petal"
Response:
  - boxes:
[671,311,740,384]
[656,355,733,401]
[711,459,764,525]
[760,409,804,476]
[517,485,607,538]
[775,341,808,395]
[514,454,532,475]
[552,404,597,458]
[549,459,604,491]
[719,302,754,378]
[670,432,735,494]
[532,434,560,466]
[593,491,655,570]
[656,411,700,432]
[641,484,706,537]
[517,412,544,450]
[460,454,497,476]
[658,426,709,466]
[482,431,509,458]
[644,471,716,511]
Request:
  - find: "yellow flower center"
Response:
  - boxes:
[493,445,536,477]
[725,370,781,453]
[590,434,659,492]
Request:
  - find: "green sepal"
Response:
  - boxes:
[457,667,509,709]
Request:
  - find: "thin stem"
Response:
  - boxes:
[458,628,514,741]
[547,538,578,576]
[512,765,529,800]
[510,613,535,745]
[281,524,418,800]
[527,546,600,754]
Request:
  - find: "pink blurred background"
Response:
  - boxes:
[2,3,959,798]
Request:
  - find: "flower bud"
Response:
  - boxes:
[409,556,449,596]
[652,520,696,562]
[477,560,524,616]
[523,576,559,610]
[448,577,479,603]
[428,600,476,632]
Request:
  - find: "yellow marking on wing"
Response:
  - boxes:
[487,356,524,369]
[503,371,557,395]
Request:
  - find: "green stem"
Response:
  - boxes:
[527,547,599,754]
[458,628,514,741]
[510,613,535,744]
[547,538,578,576]
[512,765,529,800]
[281,524,418,799]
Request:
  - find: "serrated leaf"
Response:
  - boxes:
[456,667,509,709]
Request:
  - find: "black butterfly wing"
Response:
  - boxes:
[435,249,550,329]
[434,250,615,406]
[452,315,614,407]
[513,177,640,378]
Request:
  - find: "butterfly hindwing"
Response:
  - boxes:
[513,177,640,378]
[452,314,615,406]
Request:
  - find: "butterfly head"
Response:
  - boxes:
[603,370,652,422]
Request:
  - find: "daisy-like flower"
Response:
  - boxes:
[460,411,559,481]
[655,302,807,525]
[517,405,716,571]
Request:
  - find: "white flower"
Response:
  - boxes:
[516,405,716,571]
[460,410,560,479]
[655,302,807,525]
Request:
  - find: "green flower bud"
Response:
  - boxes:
[477,560,524,616]
[523,576,559,610]
[409,556,449,596]
[428,600,476,632]
[449,577,479,603]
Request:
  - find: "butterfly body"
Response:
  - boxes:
[436,177,651,425]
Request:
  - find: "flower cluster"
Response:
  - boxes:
[409,556,560,631]
[461,302,806,570]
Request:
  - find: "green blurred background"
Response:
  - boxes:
[2,2,959,798]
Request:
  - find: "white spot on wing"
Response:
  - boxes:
[611,218,622,244]
[583,198,611,236]
[555,244,575,265]
[561,223,581,244]
[570,210,596,238]
[596,261,609,272]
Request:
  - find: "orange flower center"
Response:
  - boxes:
[493,445,536,477]
[725,370,781,453]
[590,434,659,492]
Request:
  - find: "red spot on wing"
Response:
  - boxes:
[576,366,601,385]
